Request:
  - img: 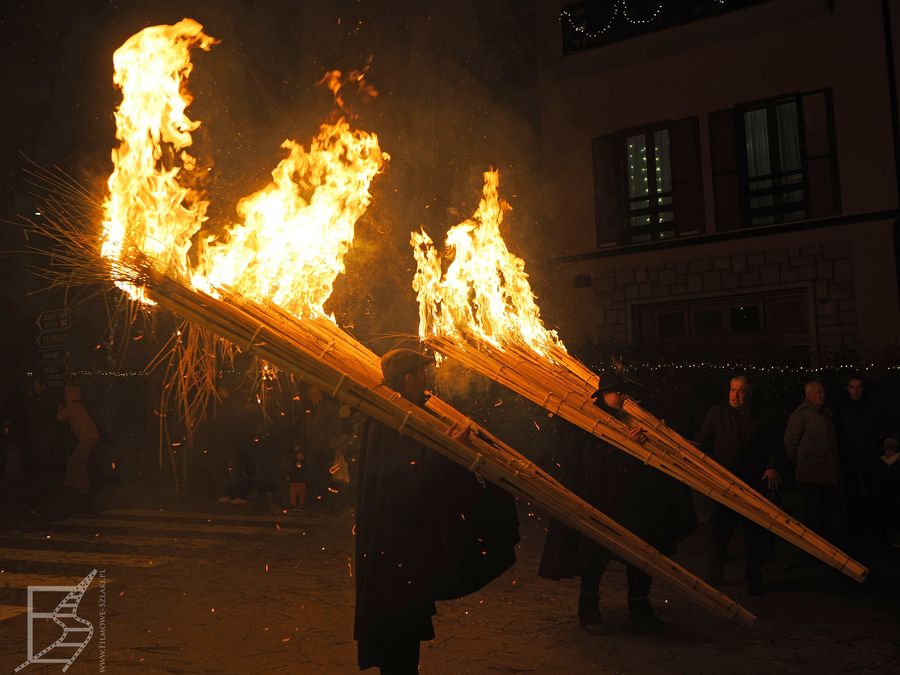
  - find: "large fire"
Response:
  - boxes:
[412,170,563,357]
[100,19,214,303]
[100,19,387,318]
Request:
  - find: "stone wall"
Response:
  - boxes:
[590,239,857,352]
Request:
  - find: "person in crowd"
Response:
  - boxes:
[26,378,59,474]
[354,348,518,673]
[835,375,882,542]
[287,443,307,511]
[302,386,342,509]
[213,380,251,505]
[696,376,783,594]
[784,380,843,541]
[57,384,100,494]
[539,372,696,635]
[876,434,900,547]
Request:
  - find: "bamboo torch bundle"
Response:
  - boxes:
[549,344,867,582]
[424,334,867,582]
[143,275,755,628]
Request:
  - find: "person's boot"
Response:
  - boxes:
[628,597,665,635]
[577,591,608,635]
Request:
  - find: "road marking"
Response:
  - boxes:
[102,508,311,524]
[58,518,301,536]
[2,532,216,549]
[0,548,176,569]
[0,573,113,589]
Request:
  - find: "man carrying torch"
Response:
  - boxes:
[539,372,696,635]
[354,348,519,673]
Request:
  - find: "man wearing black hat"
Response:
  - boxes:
[354,348,518,673]
[538,372,696,635]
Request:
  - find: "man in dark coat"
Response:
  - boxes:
[538,372,696,635]
[835,375,882,540]
[354,349,518,673]
[696,375,783,594]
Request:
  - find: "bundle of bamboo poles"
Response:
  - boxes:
[424,335,867,583]
[143,275,754,628]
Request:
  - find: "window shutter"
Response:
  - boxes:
[709,108,743,231]
[670,116,705,235]
[802,90,840,217]
[592,134,622,246]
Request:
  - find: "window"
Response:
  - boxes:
[657,310,685,339]
[693,308,724,338]
[710,89,839,230]
[624,127,674,242]
[730,304,761,333]
[635,290,810,363]
[741,97,806,226]
[592,117,704,247]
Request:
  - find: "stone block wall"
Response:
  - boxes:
[591,239,857,352]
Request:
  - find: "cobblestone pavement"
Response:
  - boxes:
[1,497,898,674]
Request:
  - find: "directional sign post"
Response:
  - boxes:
[36,309,70,332]
[35,308,70,388]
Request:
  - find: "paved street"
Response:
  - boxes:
[1,496,898,674]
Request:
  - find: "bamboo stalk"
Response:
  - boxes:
[622,400,867,580]
[143,275,755,628]
[424,334,867,583]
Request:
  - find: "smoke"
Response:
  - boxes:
[430,356,493,403]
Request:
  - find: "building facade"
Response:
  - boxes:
[535,0,900,364]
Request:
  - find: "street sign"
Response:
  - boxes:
[36,332,70,349]
[39,362,68,379]
[36,308,70,385]
[36,309,70,332]
[38,348,70,364]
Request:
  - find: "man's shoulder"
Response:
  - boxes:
[705,401,730,416]
[790,401,811,416]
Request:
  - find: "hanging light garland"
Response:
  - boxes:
[615,362,900,375]
[560,1,665,40]
[560,1,731,41]
[22,360,900,378]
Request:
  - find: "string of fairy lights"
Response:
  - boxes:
[560,0,730,41]
[24,362,900,380]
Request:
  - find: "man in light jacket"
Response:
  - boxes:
[783,380,843,540]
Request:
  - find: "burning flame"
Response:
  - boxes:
[100,18,215,302]
[100,19,388,319]
[192,121,386,318]
[412,170,563,356]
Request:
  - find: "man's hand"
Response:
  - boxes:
[627,426,648,444]
[762,468,782,493]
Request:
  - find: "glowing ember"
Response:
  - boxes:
[412,170,563,356]
[101,19,388,320]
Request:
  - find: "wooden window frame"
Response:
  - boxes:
[616,122,675,243]
[737,93,809,226]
